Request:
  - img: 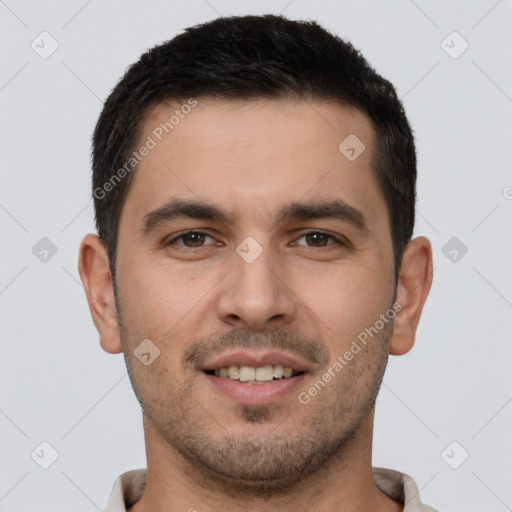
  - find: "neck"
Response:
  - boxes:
[129,408,402,512]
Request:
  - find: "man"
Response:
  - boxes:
[78,14,436,512]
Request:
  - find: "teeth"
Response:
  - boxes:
[228,365,240,380]
[255,365,274,381]
[273,365,284,379]
[239,366,256,382]
[211,364,298,382]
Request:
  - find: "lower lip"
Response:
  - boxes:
[203,372,306,405]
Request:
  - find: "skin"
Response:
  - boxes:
[79,98,433,512]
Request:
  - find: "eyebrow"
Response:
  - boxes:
[274,199,370,233]
[141,198,231,235]
[140,197,370,236]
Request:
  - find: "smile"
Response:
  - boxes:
[205,364,303,384]
[203,369,307,405]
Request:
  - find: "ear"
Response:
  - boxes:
[78,233,123,354]
[389,236,433,356]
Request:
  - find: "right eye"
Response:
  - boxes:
[167,231,219,249]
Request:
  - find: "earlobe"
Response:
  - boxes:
[78,234,123,354]
[389,236,433,356]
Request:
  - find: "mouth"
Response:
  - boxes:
[204,364,305,384]
[199,351,310,405]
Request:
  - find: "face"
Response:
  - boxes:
[112,98,398,494]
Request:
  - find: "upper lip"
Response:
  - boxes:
[200,350,312,373]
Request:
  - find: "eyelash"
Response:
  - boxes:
[166,230,345,249]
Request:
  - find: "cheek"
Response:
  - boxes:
[117,259,220,369]
[119,260,199,327]
[299,264,391,343]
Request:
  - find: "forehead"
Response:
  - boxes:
[120,98,387,235]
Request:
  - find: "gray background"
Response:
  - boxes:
[1,0,511,510]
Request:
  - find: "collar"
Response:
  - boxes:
[104,467,438,511]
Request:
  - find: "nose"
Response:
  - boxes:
[215,239,297,330]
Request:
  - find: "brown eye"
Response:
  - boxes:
[182,232,206,247]
[296,231,341,247]
[305,232,329,246]
[168,231,215,248]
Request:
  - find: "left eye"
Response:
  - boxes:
[295,231,341,247]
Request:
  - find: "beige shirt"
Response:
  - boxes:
[103,467,438,511]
